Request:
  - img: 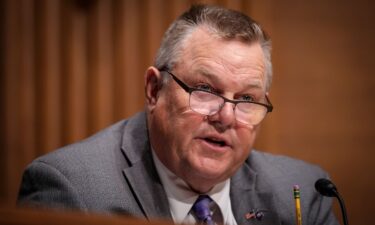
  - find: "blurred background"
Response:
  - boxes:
[1,0,374,224]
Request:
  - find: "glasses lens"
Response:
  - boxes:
[189,90,268,125]
[190,91,223,115]
[236,103,267,125]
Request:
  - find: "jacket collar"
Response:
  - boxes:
[120,112,172,220]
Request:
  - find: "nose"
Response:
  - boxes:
[207,102,236,129]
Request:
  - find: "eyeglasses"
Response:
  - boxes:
[160,69,273,126]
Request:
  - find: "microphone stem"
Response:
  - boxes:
[335,192,348,225]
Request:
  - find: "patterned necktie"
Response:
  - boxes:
[192,195,222,225]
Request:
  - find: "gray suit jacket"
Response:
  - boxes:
[18,112,339,225]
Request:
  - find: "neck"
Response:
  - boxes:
[188,182,214,194]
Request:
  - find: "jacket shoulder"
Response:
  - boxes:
[18,112,147,214]
[249,150,326,178]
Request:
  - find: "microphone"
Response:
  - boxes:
[315,178,348,225]
[315,178,338,197]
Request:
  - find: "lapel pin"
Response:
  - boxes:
[245,209,264,221]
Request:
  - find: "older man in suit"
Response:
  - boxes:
[18,4,339,225]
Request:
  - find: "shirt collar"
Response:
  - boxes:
[152,150,231,224]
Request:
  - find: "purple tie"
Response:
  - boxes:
[192,195,215,225]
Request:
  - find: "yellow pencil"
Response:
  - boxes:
[294,185,302,225]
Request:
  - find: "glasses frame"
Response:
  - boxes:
[160,69,273,114]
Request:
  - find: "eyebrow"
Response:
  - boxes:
[197,69,264,90]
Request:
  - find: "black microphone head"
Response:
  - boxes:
[315,178,338,197]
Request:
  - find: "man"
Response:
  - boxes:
[18,4,339,225]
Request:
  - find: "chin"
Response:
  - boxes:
[191,160,231,180]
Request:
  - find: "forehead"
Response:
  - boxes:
[176,27,266,90]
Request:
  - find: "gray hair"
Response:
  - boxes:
[154,4,273,90]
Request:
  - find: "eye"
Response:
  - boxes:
[239,95,255,102]
[195,83,214,92]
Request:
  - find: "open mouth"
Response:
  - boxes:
[203,137,227,147]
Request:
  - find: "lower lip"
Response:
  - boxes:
[197,138,231,153]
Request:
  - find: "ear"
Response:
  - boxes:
[145,67,163,111]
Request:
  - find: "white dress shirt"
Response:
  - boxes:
[152,150,238,225]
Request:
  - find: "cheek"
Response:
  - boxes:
[152,90,203,153]
[171,114,204,146]
[234,127,257,156]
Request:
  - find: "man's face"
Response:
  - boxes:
[146,27,267,192]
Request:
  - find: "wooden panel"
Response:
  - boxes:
[251,1,375,225]
[3,0,21,205]
[115,1,147,118]
[61,0,89,144]
[87,0,114,133]
[19,0,36,174]
[42,0,62,154]
[0,0,6,203]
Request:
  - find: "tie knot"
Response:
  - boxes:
[192,195,214,225]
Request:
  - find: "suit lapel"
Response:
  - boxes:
[230,162,281,225]
[123,153,171,219]
[120,112,172,220]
